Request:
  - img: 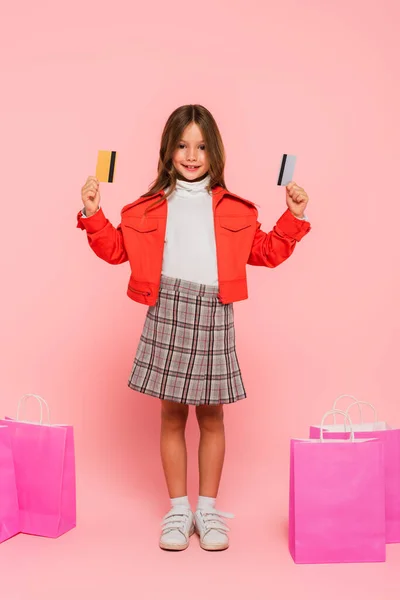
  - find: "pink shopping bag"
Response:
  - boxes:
[310,399,400,543]
[1,394,76,538]
[290,410,386,564]
[0,425,20,542]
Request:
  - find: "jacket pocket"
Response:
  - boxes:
[219,217,252,232]
[128,278,152,297]
[124,219,159,233]
[128,285,151,297]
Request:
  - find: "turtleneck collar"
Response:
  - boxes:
[175,174,211,194]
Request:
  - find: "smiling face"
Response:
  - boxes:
[172,122,210,181]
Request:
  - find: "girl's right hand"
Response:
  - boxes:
[81,176,101,217]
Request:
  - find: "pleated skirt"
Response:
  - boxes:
[127,275,246,405]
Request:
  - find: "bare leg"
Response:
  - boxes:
[160,400,189,498]
[196,405,225,498]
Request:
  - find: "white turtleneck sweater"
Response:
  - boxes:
[162,175,218,285]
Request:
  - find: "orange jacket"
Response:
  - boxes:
[76,185,311,305]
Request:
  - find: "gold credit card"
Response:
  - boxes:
[96,150,117,182]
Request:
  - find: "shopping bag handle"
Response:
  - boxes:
[16,394,51,425]
[332,395,362,424]
[345,401,378,424]
[320,410,354,442]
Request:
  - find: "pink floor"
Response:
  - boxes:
[2,470,399,600]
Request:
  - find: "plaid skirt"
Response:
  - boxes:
[127,275,246,406]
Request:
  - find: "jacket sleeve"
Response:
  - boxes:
[76,208,128,265]
[247,209,311,267]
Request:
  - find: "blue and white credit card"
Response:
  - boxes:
[277,154,296,186]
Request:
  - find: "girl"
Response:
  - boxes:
[77,104,310,552]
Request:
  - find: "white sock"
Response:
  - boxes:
[170,495,190,509]
[197,495,216,511]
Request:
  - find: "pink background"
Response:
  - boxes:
[1,0,400,597]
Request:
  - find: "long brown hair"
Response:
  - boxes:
[143,104,227,200]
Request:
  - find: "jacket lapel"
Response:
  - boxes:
[121,190,167,215]
[212,186,257,211]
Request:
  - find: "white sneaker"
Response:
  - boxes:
[159,506,195,551]
[194,508,234,551]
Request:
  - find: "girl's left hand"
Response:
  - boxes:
[286,182,309,219]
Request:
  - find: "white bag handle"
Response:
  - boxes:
[16,394,51,425]
[320,410,354,442]
[345,401,378,424]
[332,395,362,423]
